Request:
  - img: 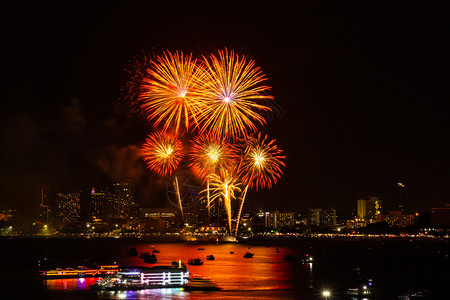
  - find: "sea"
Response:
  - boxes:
[0,236,448,299]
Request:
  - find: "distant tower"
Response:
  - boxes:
[397,183,405,213]
[90,187,107,220]
[55,192,81,228]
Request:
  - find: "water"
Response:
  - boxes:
[0,237,448,299]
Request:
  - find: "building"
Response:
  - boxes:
[377,211,416,227]
[431,204,450,227]
[106,179,135,220]
[90,187,107,220]
[357,196,382,222]
[265,211,295,229]
[140,208,178,232]
[308,208,336,227]
[55,192,81,228]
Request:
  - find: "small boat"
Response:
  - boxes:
[184,277,221,291]
[144,254,157,263]
[230,251,234,254]
[140,252,151,259]
[188,258,204,265]
[276,250,280,253]
[244,252,254,258]
[206,255,215,260]
[152,249,160,253]
[126,247,138,256]
[197,248,205,250]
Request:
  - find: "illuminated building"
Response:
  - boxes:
[431,204,450,227]
[397,182,405,213]
[377,211,416,227]
[265,210,295,229]
[0,209,15,221]
[357,196,382,222]
[139,208,178,232]
[308,208,336,227]
[90,187,107,220]
[346,218,367,230]
[55,192,81,228]
[107,179,135,219]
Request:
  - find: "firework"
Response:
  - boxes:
[237,133,286,190]
[141,130,184,176]
[188,134,237,180]
[139,51,208,135]
[198,49,273,140]
[205,172,241,233]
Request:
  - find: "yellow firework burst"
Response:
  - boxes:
[237,133,286,190]
[139,51,208,135]
[198,49,273,140]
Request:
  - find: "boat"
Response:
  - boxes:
[90,263,189,290]
[126,247,138,256]
[139,252,151,259]
[230,251,234,254]
[276,250,280,253]
[40,265,119,279]
[347,279,383,298]
[197,248,205,250]
[152,249,160,253]
[206,255,215,260]
[144,254,157,263]
[183,277,221,291]
[244,252,254,258]
[187,258,204,265]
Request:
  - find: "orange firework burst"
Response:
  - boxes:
[139,51,208,135]
[198,49,273,140]
[189,134,237,181]
[237,133,286,190]
[141,130,184,176]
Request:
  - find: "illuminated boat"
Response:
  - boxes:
[90,262,189,290]
[40,265,119,279]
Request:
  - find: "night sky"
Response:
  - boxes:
[2,1,448,214]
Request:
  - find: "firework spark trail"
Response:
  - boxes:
[198,49,273,141]
[139,51,209,135]
[174,176,184,221]
[206,172,241,233]
[235,185,248,236]
[141,130,184,176]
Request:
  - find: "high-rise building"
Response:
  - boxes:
[265,211,295,229]
[308,208,336,227]
[90,187,107,220]
[397,183,405,213]
[55,192,81,228]
[107,179,135,219]
[357,196,382,222]
[431,204,450,227]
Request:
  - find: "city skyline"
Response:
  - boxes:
[2,2,448,214]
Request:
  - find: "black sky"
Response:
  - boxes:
[1,1,449,214]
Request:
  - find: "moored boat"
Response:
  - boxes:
[187,258,204,265]
[244,251,254,258]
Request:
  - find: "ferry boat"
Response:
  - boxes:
[40,265,119,279]
[90,262,189,290]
